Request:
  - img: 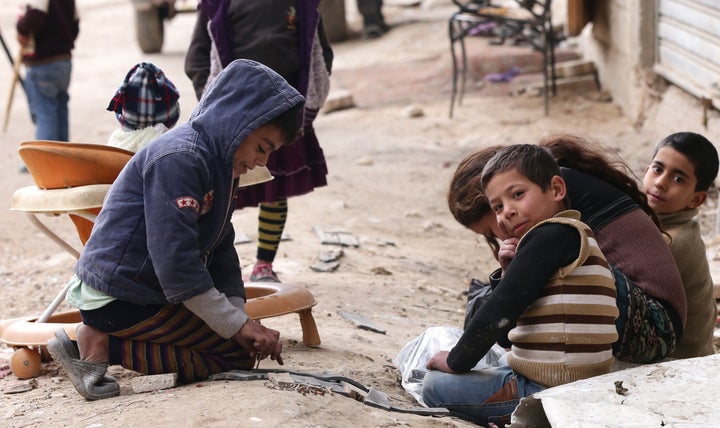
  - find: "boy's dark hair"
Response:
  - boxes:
[654,132,719,191]
[480,144,560,194]
[266,104,304,146]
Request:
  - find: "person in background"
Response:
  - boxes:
[357,0,388,39]
[15,0,79,172]
[185,0,333,283]
[105,62,180,153]
[642,131,719,358]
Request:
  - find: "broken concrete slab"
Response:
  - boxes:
[131,373,178,394]
[510,354,720,427]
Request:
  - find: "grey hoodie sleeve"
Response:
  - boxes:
[183,288,249,339]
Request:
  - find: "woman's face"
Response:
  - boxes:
[468,211,505,242]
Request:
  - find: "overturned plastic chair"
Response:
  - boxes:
[1,140,320,379]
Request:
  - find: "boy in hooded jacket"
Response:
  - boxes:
[48,59,305,401]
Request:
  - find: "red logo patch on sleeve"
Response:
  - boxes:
[175,196,200,212]
[201,190,214,215]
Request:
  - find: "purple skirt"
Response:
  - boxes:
[234,126,327,209]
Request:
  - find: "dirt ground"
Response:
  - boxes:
[0,1,717,427]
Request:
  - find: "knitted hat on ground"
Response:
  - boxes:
[107,62,180,131]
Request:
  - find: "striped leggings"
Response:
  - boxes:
[257,199,288,263]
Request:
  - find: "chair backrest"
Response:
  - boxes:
[18,140,134,190]
[17,140,134,244]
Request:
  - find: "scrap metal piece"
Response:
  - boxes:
[337,310,386,334]
[208,370,268,381]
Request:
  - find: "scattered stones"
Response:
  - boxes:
[314,225,360,247]
[402,105,424,118]
[319,248,343,263]
[322,89,355,114]
[371,267,392,276]
[310,260,340,273]
[3,378,37,394]
[356,156,374,166]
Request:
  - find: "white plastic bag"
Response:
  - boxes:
[394,326,507,406]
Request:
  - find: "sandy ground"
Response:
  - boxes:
[0,1,717,427]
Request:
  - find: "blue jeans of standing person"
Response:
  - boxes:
[25,59,72,141]
[422,364,544,426]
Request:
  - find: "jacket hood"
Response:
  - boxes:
[188,59,305,167]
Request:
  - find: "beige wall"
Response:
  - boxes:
[575,0,720,145]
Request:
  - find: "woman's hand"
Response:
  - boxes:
[498,237,519,273]
[426,351,456,373]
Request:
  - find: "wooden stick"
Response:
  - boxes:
[3,48,23,133]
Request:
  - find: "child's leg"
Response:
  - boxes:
[251,199,288,282]
[421,366,543,426]
[611,266,678,364]
[76,324,110,363]
[108,304,254,383]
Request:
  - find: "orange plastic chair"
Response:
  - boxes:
[2,140,319,378]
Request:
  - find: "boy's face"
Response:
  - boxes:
[642,146,706,214]
[232,125,283,177]
[485,168,567,239]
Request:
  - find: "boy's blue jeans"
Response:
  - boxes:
[422,364,544,426]
[25,60,72,141]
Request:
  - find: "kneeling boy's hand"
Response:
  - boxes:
[234,319,284,365]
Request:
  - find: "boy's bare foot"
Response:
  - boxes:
[76,324,110,363]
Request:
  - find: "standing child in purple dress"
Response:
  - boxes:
[185,0,333,282]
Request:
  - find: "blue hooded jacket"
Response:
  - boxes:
[75,59,305,305]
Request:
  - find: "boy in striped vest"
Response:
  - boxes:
[423,144,618,426]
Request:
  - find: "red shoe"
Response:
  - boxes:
[250,263,280,282]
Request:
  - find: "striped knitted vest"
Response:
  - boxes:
[506,210,618,387]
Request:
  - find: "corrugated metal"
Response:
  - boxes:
[655,0,720,107]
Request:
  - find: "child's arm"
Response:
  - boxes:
[185,10,212,100]
[317,16,334,74]
[444,223,580,372]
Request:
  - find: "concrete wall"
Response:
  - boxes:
[577,1,650,121]
[576,0,720,144]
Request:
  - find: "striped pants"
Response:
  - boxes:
[81,301,254,383]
